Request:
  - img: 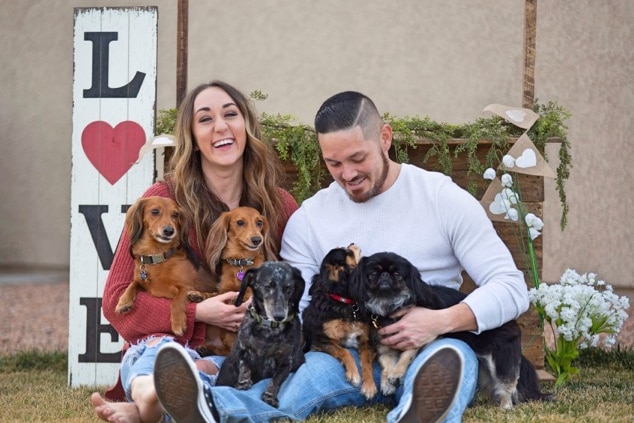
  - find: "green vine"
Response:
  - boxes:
[156,95,571,229]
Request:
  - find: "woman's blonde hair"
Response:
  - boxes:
[166,80,285,257]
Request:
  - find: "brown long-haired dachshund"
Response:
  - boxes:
[200,206,278,355]
[115,196,217,336]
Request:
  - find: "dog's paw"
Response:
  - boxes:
[361,380,378,400]
[344,367,361,387]
[383,370,405,395]
[262,391,279,408]
[171,319,186,336]
[380,379,397,395]
[237,378,253,391]
[380,371,399,395]
[115,300,133,314]
[186,290,204,302]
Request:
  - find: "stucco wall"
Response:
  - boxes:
[0,1,631,290]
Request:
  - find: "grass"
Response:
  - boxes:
[0,348,632,422]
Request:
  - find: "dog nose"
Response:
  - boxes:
[378,273,392,290]
[163,226,175,237]
[251,236,262,246]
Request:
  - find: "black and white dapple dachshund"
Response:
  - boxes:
[349,251,554,409]
[215,261,306,407]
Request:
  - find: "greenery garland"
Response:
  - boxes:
[156,96,571,230]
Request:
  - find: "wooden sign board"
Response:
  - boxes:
[69,7,157,387]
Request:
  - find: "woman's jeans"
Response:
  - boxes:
[206,337,478,423]
[120,336,223,398]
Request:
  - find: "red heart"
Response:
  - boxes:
[81,121,146,185]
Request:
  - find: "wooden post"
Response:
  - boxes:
[176,0,188,108]
[523,0,537,108]
[164,0,188,169]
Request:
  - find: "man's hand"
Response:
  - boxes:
[377,307,443,350]
[377,302,477,351]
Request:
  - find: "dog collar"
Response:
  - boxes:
[327,293,355,305]
[226,257,254,267]
[139,248,178,265]
[248,306,296,328]
[138,248,178,281]
[327,294,359,320]
[226,257,255,281]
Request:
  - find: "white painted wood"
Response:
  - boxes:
[69,7,157,388]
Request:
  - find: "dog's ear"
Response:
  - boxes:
[175,204,189,248]
[205,211,231,269]
[290,265,305,312]
[125,198,147,254]
[348,256,366,303]
[260,215,279,261]
[235,268,256,307]
[403,261,438,308]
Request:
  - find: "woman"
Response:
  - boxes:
[91,80,298,423]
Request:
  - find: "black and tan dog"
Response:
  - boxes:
[302,244,377,399]
[215,261,305,407]
[350,251,554,409]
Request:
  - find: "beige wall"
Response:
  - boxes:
[0,1,631,290]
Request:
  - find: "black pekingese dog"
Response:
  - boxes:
[349,251,554,409]
[215,261,306,407]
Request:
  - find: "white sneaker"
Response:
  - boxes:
[398,345,463,423]
[154,343,217,423]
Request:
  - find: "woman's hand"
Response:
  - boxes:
[194,291,250,332]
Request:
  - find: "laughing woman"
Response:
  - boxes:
[90,80,298,423]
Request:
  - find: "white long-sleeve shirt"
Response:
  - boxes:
[280,163,528,333]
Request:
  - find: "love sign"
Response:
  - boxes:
[69,7,157,388]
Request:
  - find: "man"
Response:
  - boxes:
[154,91,528,423]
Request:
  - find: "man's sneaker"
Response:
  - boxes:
[398,345,463,423]
[154,343,217,423]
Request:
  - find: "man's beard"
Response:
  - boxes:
[348,154,390,203]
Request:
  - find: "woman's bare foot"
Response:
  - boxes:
[90,392,142,423]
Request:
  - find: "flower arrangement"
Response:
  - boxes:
[529,269,630,386]
[479,104,630,387]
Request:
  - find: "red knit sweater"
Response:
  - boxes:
[102,181,299,348]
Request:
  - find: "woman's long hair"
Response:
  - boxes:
[166,80,285,257]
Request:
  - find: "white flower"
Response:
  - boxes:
[501,187,519,204]
[501,173,514,187]
[529,269,630,351]
[502,154,515,168]
[483,168,496,180]
[524,213,544,230]
[506,208,519,221]
[529,227,541,240]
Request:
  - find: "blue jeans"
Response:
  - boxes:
[120,336,223,399]
[206,338,478,423]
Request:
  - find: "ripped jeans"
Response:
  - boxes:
[120,336,223,399]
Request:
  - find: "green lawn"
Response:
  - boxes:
[0,348,632,422]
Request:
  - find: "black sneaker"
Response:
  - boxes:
[154,343,217,423]
[398,345,463,423]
